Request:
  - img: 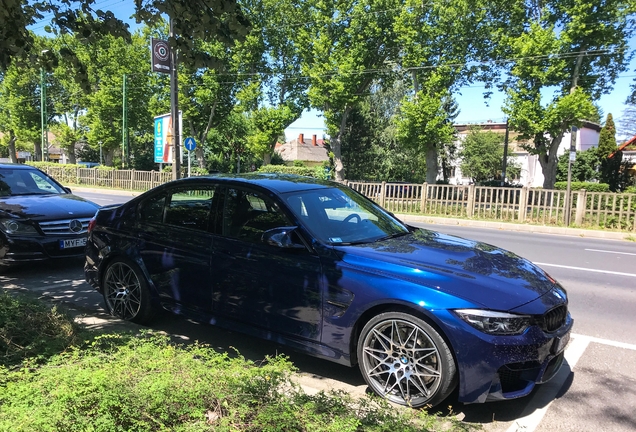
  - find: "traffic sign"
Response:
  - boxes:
[184,137,196,151]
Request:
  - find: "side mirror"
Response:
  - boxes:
[261,226,306,249]
[64,187,72,194]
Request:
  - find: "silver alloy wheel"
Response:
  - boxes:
[103,262,142,320]
[360,318,442,406]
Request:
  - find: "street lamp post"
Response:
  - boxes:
[99,141,103,165]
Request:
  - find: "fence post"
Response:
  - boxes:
[518,187,528,221]
[420,183,428,214]
[574,189,587,226]
[380,181,386,208]
[466,184,476,218]
[130,169,135,190]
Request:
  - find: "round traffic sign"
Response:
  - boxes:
[184,137,196,151]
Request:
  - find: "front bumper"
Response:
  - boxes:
[0,233,88,266]
[436,309,574,404]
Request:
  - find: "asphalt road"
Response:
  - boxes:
[3,189,635,432]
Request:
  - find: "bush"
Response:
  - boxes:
[625,185,636,194]
[554,182,610,192]
[0,332,467,431]
[0,291,83,368]
[258,164,318,178]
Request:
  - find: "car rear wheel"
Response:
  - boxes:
[102,258,155,324]
[357,312,457,408]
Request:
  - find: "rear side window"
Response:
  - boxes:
[139,186,217,232]
[222,188,290,242]
[139,194,166,224]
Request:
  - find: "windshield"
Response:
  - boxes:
[0,168,66,197]
[284,186,409,245]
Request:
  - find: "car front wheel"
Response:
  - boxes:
[357,312,457,408]
[102,258,155,324]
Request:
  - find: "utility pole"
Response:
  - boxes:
[122,74,128,168]
[170,18,181,180]
[501,118,509,186]
[40,67,48,162]
[564,126,577,226]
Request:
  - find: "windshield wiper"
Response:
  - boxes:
[379,232,410,241]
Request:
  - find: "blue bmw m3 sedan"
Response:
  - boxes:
[84,174,572,408]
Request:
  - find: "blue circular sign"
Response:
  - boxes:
[184,137,196,151]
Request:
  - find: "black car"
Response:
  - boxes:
[0,163,100,266]
[85,174,572,408]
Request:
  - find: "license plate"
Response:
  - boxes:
[59,237,87,249]
[553,331,571,354]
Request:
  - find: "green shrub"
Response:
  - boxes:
[626,185,636,194]
[258,164,317,177]
[554,181,610,192]
[0,291,82,368]
[0,333,466,431]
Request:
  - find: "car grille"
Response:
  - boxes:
[541,305,568,332]
[38,218,92,235]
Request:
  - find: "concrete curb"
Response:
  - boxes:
[397,214,633,241]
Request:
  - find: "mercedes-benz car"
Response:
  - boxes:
[84,174,572,408]
[0,163,100,266]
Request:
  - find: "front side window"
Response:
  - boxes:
[223,188,290,242]
[284,186,408,245]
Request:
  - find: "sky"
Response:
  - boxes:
[28,1,636,142]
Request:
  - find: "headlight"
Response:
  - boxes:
[0,219,39,236]
[454,309,531,335]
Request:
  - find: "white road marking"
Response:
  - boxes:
[505,333,636,432]
[585,248,636,256]
[535,262,636,278]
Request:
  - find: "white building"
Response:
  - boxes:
[449,121,602,187]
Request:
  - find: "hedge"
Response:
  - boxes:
[553,181,610,192]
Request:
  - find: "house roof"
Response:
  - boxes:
[275,134,329,162]
[617,135,636,152]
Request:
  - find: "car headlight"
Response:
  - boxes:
[0,219,39,236]
[454,309,531,335]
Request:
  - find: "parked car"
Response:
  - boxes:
[0,163,100,266]
[84,174,572,408]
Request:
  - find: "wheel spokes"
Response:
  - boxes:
[362,319,442,406]
[104,263,141,320]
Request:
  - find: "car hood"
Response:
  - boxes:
[0,194,99,221]
[335,229,557,311]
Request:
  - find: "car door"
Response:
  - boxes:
[211,186,323,342]
[136,184,218,315]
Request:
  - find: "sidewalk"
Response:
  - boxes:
[70,186,634,242]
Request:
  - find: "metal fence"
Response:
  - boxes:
[39,166,636,232]
[347,181,636,232]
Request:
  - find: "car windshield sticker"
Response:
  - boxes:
[329,237,343,243]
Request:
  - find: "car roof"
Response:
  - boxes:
[0,163,38,170]
[168,173,337,194]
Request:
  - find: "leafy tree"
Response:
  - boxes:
[556,147,600,182]
[2,1,248,88]
[236,0,309,165]
[297,0,401,181]
[340,80,426,182]
[501,1,634,189]
[393,0,516,183]
[0,60,41,162]
[598,113,622,191]
[459,128,507,183]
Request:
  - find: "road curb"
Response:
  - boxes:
[398,214,633,241]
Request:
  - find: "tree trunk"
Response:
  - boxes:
[539,135,563,189]
[7,133,18,163]
[65,145,77,164]
[332,107,352,182]
[425,145,438,184]
[34,141,42,162]
[263,153,271,165]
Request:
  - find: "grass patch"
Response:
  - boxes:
[0,292,474,431]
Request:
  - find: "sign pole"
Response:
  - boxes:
[170,18,181,180]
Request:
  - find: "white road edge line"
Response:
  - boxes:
[535,262,636,278]
[584,248,636,256]
[505,335,590,432]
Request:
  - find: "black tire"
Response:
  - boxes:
[357,311,457,408]
[102,258,156,324]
